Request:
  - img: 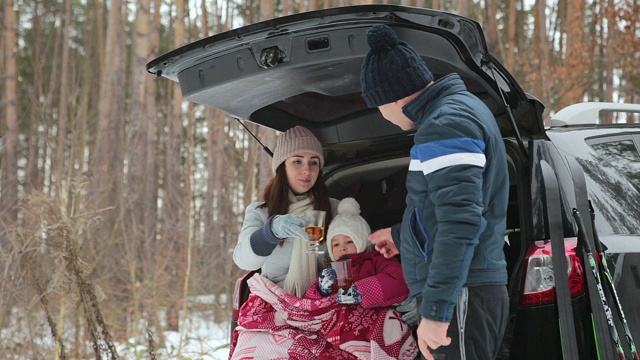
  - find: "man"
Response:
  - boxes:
[360,24,509,360]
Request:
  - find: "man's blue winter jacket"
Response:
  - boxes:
[391,73,509,323]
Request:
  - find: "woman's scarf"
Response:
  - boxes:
[282,192,318,297]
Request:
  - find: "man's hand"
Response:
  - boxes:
[417,317,451,360]
[368,227,399,258]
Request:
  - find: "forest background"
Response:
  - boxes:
[0,0,639,358]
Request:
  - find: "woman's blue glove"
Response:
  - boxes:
[271,214,308,240]
[336,285,362,304]
[318,268,336,296]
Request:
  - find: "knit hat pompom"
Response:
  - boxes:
[360,24,434,108]
[327,197,371,261]
[336,197,361,217]
[366,24,400,51]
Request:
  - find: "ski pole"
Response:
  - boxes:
[590,207,640,360]
[573,209,626,360]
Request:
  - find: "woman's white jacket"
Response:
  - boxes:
[233,199,339,287]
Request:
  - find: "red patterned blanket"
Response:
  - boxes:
[229,274,418,359]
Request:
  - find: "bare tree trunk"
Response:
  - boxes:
[1,0,19,225]
[94,0,106,80]
[218,0,239,310]
[54,0,72,197]
[617,0,638,104]
[201,0,218,297]
[25,1,43,194]
[257,0,278,193]
[164,0,187,333]
[178,104,195,355]
[483,0,500,55]
[586,0,601,103]
[68,9,94,227]
[559,0,587,108]
[43,12,62,198]
[90,0,128,339]
[282,0,293,15]
[240,127,257,211]
[506,0,517,71]
[458,0,470,17]
[533,0,551,120]
[261,0,274,20]
[204,108,219,287]
[140,0,164,346]
[91,0,121,234]
[124,0,154,339]
[213,113,227,250]
[603,0,614,106]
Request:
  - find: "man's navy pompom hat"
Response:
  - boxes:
[360,24,434,108]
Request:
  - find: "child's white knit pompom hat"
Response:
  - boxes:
[326,197,371,261]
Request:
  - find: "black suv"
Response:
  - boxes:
[147,5,640,359]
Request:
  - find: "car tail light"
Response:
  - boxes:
[520,238,586,306]
[232,277,243,320]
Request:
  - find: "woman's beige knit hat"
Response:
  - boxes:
[272,126,324,173]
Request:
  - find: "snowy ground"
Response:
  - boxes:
[1,294,232,359]
[118,294,232,359]
[117,313,232,359]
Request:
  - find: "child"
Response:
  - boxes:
[307,197,418,359]
[317,197,410,310]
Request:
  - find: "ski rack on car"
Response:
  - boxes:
[569,157,616,359]
[540,161,579,359]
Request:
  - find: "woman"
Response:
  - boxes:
[233,125,338,297]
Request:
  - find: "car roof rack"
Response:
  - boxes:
[550,102,640,127]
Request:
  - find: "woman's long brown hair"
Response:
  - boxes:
[259,163,333,220]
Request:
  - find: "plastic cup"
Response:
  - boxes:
[331,258,353,289]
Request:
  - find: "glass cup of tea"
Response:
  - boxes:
[303,210,326,254]
[331,258,353,289]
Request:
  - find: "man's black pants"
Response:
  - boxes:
[418,285,509,360]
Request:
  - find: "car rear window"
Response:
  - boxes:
[579,134,640,235]
[589,138,640,191]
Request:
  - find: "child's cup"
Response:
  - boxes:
[331,259,353,289]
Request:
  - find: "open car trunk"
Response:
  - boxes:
[147,4,545,167]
